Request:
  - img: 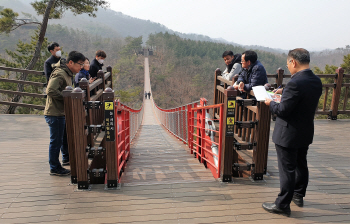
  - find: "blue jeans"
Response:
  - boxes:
[45,116,69,171]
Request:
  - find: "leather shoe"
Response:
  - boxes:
[262,202,291,217]
[292,194,304,207]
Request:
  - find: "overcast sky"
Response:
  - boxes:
[109,0,349,51]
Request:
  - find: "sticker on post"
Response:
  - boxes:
[228,100,235,108]
[227,117,235,125]
[105,102,114,110]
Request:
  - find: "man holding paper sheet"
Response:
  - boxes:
[263,48,322,216]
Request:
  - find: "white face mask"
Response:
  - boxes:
[55,50,61,58]
[98,59,104,64]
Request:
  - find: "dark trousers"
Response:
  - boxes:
[275,144,309,209]
[45,116,69,171]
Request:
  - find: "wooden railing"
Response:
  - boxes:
[267,67,349,120]
[63,68,115,189]
[0,66,46,110]
[214,69,271,181]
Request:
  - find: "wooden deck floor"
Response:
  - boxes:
[1,115,350,223]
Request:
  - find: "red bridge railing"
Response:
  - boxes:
[114,100,143,181]
[153,98,224,179]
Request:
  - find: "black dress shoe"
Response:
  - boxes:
[292,195,304,207]
[262,202,291,217]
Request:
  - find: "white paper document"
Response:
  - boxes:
[252,86,272,102]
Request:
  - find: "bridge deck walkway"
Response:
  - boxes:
[0,57,349,223]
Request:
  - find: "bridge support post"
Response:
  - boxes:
[63,86,78,184]
[70,88,89,189]
[103,88,118,188]
[251,102,271,180]
[220,89,238,182]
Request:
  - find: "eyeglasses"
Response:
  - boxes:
[241,60,246,63]
[286,59,292,68]
[76,62,84,67]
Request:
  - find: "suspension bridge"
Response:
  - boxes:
[0,57,349,223]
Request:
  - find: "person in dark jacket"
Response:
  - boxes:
[263,48,322,216]
[74,58,96,87]
[233,50,268,92]
[44,42,62,82]
[89,50,107,78]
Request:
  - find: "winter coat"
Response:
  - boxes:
[44,59,73,116]
[237,60,268,92]
[89,58,103,78]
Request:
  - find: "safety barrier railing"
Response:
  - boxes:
[63,67,143,189]
[0,66,46,112]
[114,100,143,181]
[190,98,224,178]
[153,98,224,179]
[267,68,349,119]
[213,69,271,181]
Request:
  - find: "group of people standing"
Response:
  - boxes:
[144,91,151,99]
[43,42,107,176]
[220,48,322,217]
[43,41,322,218]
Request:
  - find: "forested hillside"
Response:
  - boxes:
[147,33,287,108]
[1,0,349,114]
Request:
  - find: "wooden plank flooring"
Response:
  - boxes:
[1,117,350,223]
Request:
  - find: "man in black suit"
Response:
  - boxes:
[263,48,323,216]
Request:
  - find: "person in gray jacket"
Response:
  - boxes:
[221,51,242,81]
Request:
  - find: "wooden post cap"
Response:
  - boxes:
[225,88,238,97]
[71,87,85,99]
[73,87,83,93]
[62,86,73,97]
[103,87,114,100]
[336,67,344,74]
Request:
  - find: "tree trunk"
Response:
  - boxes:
[6,0,56,114]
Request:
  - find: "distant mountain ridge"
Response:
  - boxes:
[1,0,349,69]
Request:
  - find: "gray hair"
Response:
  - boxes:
[288,48,310,65]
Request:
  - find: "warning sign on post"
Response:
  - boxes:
[228,100,235,108]
[104,101,115,141]
[227,117,235,125]
[105,102,114,110]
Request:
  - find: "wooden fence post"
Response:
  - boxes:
[276,68,284,88]
[70,87,89,189]
[79,78,94,147]
[213,69,221,118]
[330,67,344,120]
[103,87,118,188]
[252,102,271,180]
[221,88,238,182]
[63,86,77,184]
[97,70,105,90]
[107,66,113,89]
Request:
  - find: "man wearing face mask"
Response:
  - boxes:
[89,50,107,79]
[44,42,62,83]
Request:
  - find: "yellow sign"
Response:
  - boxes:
[105,102,114,110]
[228,100,235,108]
[227,117,235,125]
